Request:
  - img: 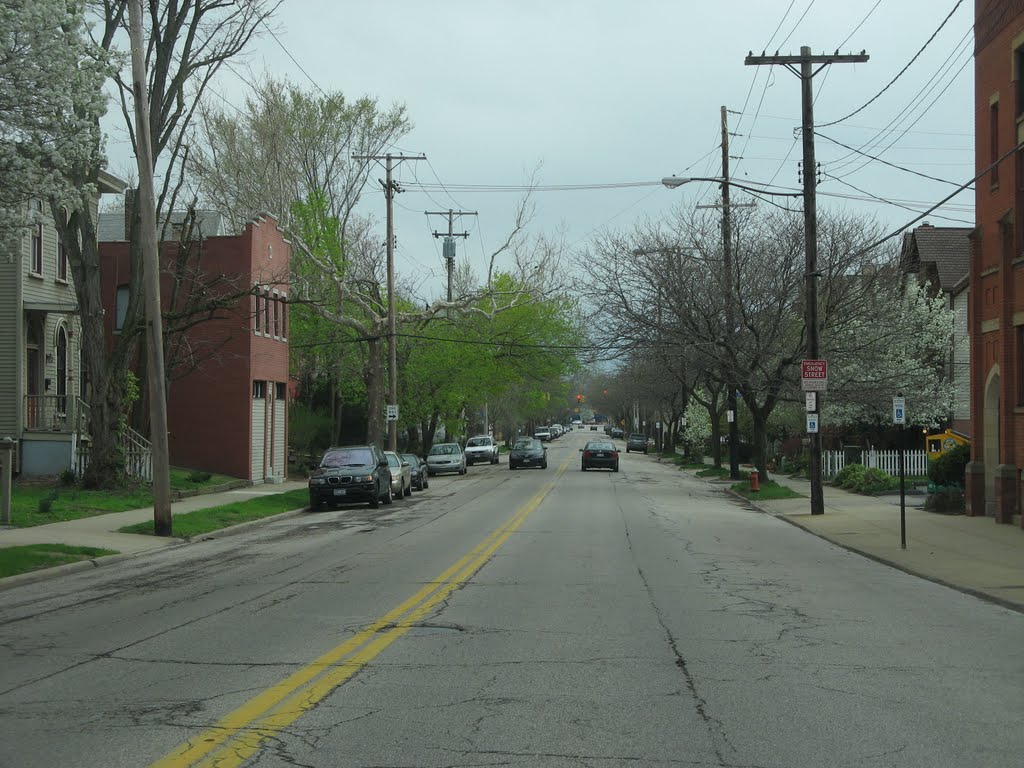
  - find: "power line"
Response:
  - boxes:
[858,140,1022,256]
[837,0,882,49]
[817,132,972,188]
[818,0,964,129]
[827,29,972,173]
[821,172,974,224]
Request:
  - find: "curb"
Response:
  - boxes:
[0,505,310,592]
[727,488,1024,616]
[0,541,188,593]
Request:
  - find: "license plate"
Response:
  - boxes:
[522,459,532,464]
[595,452,606,457]
[333,489,346,496]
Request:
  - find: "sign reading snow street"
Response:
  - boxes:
[801,359,828,391]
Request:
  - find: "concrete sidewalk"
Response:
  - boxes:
[0,480,309,558]
[739,471,1024,612]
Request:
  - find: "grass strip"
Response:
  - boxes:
[0,544,118,579]
[9,469,245,528]
[118,489,309,538]
[730,479,805,500]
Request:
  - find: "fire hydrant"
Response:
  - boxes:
[749,470,760,493]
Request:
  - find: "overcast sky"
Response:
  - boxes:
[107,0,974,301]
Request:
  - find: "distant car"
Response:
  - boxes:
[464,435,500,465]
[610,427,624,439]
[626,433,648,454]
[509,437,547,470]
[308,444,393,509]
[534,426,552,442]
[590,425,598,431]
[581,440,619,472]
[384,451,412,498]
[402,453,429,491]
[426,443,467,476]
[551,424,563,438]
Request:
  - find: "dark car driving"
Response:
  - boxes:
[509,437,547,470]
[308,444,393,509]
[581,440,619,472]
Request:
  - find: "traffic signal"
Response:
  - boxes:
[577,394,582,403]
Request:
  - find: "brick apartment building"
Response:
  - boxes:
[99,209,290,483]
[969,0,1024,523]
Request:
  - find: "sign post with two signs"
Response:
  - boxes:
[801,360,826,435]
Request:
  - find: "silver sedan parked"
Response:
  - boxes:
[384,451,412,497]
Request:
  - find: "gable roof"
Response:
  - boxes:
[900,224,970,293]
[98,209,226,242]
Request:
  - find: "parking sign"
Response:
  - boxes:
[893,397,906,425]
[806,413,818,433]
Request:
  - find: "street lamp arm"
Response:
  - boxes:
[661,176,802,197]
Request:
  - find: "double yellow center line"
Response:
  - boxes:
[151,462,567,767]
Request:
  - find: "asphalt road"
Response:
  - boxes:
[0,432,1021,768]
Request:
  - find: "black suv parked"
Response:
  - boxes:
[308,444,393,509]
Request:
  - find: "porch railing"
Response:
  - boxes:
[23,394,73,432]
[72,397,153,482]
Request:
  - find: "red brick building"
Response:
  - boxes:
[99,212,290,483]
[969,0,1024,524]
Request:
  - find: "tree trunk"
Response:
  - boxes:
[364,337,384,446]
[750,408,771,482]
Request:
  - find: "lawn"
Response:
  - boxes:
[6,468,244,528]
[0,544,118,579]
[118,489,309,538]
[730,479,805,500]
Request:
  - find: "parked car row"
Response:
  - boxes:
[533,423,573,442]
[308,444,432,510]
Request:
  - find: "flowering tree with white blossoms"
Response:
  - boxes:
[822,278,957,428]
[0,0,109,241]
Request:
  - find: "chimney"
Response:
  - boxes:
[123,188,136,241]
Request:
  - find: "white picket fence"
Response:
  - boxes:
[821,449,928,479]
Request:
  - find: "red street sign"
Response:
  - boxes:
[802,359,827,379]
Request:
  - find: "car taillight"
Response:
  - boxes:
[583,451,591,459]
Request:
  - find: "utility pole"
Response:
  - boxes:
[693,108,755,481]
[745,46,868,515]
[425,209,476,304]
[128,0,172,536]
[351,152,425,451]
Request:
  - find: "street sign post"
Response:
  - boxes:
[893,396,906,425]
[801,359,827,391]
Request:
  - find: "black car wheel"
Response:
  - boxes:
[614,463,619,472]
[542,460,547,469]
[369,487,380,509]
[404,480,412,497]
[581,463,587,471]
[382,483,393,505]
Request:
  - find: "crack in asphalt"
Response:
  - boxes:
[616,490,736,767]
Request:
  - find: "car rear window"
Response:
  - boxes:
[630,434,646,440]
[322,448,374,467]
[586,442,614,451]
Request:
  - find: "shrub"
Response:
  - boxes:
[834,462,866,489]
[851,467,899,494]
[38,488,59,514]
[928,443,970,489]
[186,469,212,483]
[59,468,77,486]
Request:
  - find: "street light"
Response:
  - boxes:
[660,175,742,480]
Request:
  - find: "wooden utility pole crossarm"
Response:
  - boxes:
[425,209,477,303]
[744,45,869,516]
